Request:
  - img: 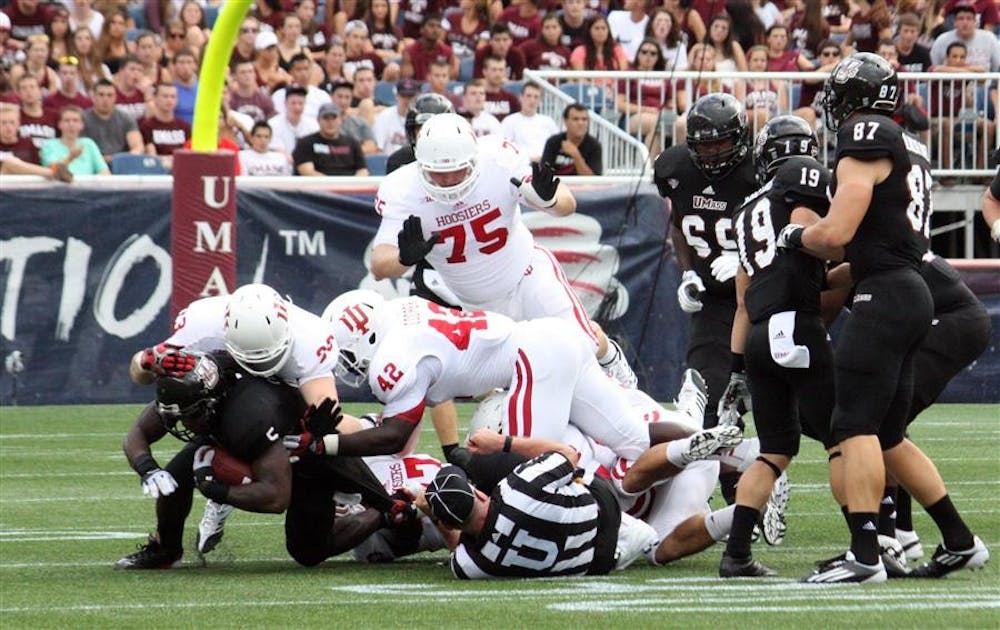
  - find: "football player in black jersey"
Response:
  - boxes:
[984,153,1000,244]
[115,354,404,569]
[719,116,837,577]
[779,53,988,583]
[653,93,758,503]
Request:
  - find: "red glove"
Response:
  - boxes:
[140,343,198,378]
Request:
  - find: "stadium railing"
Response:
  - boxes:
[525,69,1000,177]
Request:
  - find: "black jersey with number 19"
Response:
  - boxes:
[735,156,831,323]
[831,114,931,281]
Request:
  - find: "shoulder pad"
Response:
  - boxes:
[774,156,831,212]
[653,146,690,195]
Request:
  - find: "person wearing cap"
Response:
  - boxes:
[419,456,658,579]
[253,29,293,93]
[293,101,368,176]
[344,19,399,82]
[267,85,319,158]
[930,2,1000,71]
[373,78,418,155]
[272,53,330,121]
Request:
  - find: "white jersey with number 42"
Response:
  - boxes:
[373,136,536,306]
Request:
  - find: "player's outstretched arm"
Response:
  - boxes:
[801,157,889,255]
[371,243,410,279]
[467,429,579,466]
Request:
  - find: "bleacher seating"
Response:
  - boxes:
[374,81,397,107]
[111,154,168,175]
[366,153,388,176]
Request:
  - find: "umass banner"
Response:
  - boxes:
[1,183,998,405]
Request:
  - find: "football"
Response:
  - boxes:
[212,447,253,486]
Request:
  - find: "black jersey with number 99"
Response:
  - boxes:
[831,114,931,282]
[735,156,831,323]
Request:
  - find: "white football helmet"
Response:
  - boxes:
[224,284,293,378]
[414,113,480,204]
[322,289,387,387]
[466,389,506,442]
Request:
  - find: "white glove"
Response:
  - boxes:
[141,469,178,498]
[677,270,705,313]
[710,251,740,283]
[776,224,805,250]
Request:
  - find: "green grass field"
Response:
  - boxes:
[1,403,998,629]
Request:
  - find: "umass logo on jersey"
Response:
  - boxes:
[692,185,727,211]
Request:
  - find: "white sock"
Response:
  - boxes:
[598,340,619,365]
[665,438,691,467]
[704,504,737,542]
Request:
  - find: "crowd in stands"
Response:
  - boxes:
[0,0,997,177]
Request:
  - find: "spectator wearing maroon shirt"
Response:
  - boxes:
[763,24,813,71]
[617,39,676,154]
[481,55,521,122]
[402,13,458,82]
[43,57,93,112]
[397,0,445,41]
[500,0,544,48]
[521,13,573,70]
[366,0,405,64]
[344,20,399,81]
[844,0,891,54]
[0,102,40,164]
[443,0,490,59]
[229,16,260,70]
[139,83,191,172]
[541,103,602,176]
[3,0,53,47]
[15,74,56,150]
[228,61,276,124]
[475,23,527,80]
[113,56,150,122]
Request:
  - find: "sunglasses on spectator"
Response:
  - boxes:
[241,27,259,34]
[59,55,79,65]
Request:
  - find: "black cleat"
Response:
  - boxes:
[719,553,778,578]
[800,551,886,583]
[114,535,182,570]
[909,536,989,578]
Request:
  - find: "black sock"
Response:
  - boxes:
[724,504,760,560]
[848,512,880,565]
[896,487,913,531]
[878,486,897,537]
[719,471,741,505]
[925,495,974,551]
[840,504,851,529]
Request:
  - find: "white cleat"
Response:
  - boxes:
[674,368,708,424]
[761,470,789,546]
[600,339,638,389]
[196,500,235,555]
[679,424,743,465]
[896,528,923,561]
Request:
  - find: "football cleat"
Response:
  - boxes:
[896,528,923,561]
[800,551,887,584]
[114,535,182,570]
[196,499,235,555]
[678,424,743,466]
[879,534,910,577]
[761,470,789,546]
[600,339,638,389]
[909,536,989,578]
[719,553,778,578]
[674,368,708,423]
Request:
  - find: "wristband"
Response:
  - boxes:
[322,433,340,456]
[133,452,159,476]
[787,226,805,249]
[730,353,745,374]
[503,435,513,453]
[199,480,230,503]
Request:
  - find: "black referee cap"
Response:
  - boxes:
[425,465,475,527]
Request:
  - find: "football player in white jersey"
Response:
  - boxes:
[368,113,637,389]
[129,283,364,554]
[298,291,665,465]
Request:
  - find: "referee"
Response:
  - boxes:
[421,452,657,579]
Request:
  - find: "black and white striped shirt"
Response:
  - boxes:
[451,452,608,579]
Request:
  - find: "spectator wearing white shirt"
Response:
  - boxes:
[929,3,1000,71]
[272,53,331,121]
[240,121,293,175]
[267,86,319,158]
[608,0,651,60]
[501,83,558,162]
[462,79,502,137]
[373,78,417,155]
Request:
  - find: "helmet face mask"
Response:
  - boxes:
[156,355,223,442]
[415,113,480,204]
[686,93,750,179]
[822,52,899,132]
[405,93,455,147]
[224,284,293,378]
[322,290,387,388]
[753,114,819,184]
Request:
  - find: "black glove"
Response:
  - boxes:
[192,445,230,503]
[397,215,438,266]
[304,398,344,437]
[530,161,559,202]
[442,443,472,470]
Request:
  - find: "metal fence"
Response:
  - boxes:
[525,69,1000,177]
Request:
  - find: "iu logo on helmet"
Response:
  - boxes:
[273,300,288,321]
[340,305,371,334]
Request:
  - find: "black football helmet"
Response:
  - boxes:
[405,93,455,147]
[155,354,226,442]
[822,52,899,132]
[753,115,819,184]
[686,93,750,180]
